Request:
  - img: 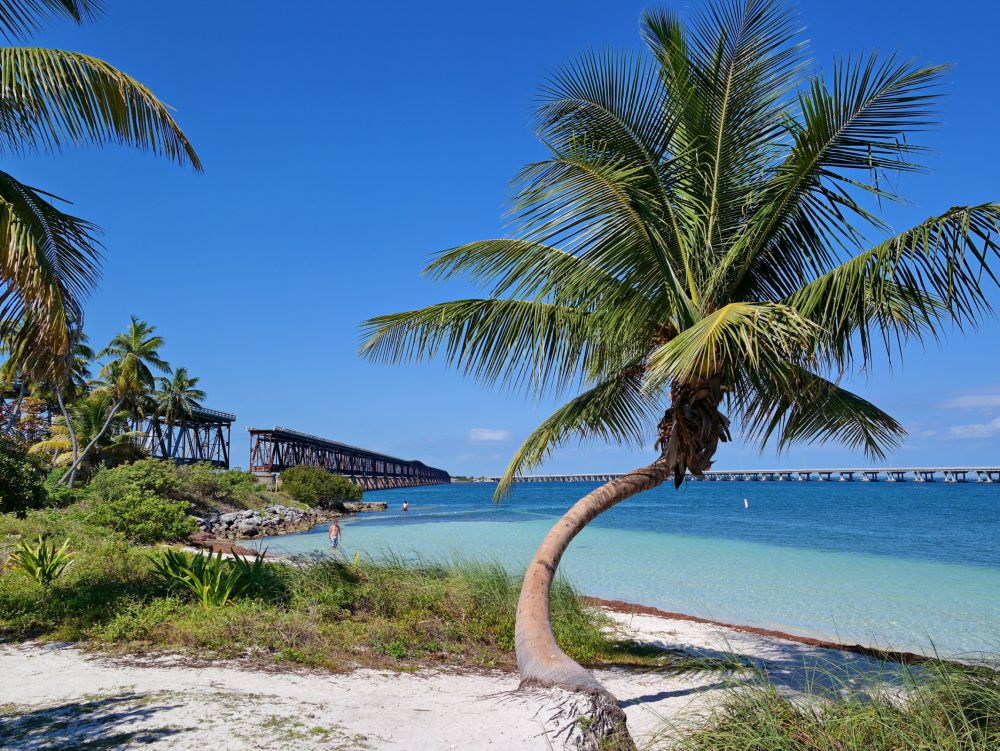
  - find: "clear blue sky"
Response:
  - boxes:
[14,0,1000,475]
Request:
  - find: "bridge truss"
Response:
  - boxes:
[138,407,235,468]
[248,426,450,490]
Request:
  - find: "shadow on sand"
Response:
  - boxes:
[0,693,191,750]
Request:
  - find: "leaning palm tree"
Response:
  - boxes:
[31,391,141,476]
[153,367,205,453]
[60,316,168,484]
[361,1,1000,746]
[0,0,200,383]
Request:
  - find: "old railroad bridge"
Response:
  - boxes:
[488,468,1000,484]
[248,426,450,490]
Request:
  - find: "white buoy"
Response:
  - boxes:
[743,498,749,509]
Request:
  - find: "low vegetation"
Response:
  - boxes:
[0,438,47,516]
[0,510,671,673]
[280,465,363,507]
[149,549,271,608]
[670,662,1000,751]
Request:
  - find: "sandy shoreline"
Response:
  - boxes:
[0,608,914,750]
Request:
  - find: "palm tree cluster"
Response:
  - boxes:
[4,315,207,486]
[361,0,1000,746]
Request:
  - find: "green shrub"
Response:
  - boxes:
[280,465,362,507]
[176,463,262,506]
[96,596,181,642]
[6,536,74,586]
[44,469,85,508]
[88,493,197,544]
[0,438,47,516]
[87,459,181,503]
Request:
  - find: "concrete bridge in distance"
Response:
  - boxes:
[486,467,1000,484]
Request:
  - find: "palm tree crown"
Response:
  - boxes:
[30,391,138,471]
[362,0,1000,492]
[97,316,169,420]
[153,367,205,426]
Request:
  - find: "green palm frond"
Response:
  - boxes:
[665,0,806,254]
[509,152,695,322]
[0,170,101,371]
[361,298,644,398]
[496,366,662,495]
[424,239,663,339]
[734,365,904,458]
[723,55,947,300]
[0,47,201,167]
[0,1,100,41]
[788,204,1000,367]
[644,302,821,388]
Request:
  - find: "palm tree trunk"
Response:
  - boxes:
[60,396,125,484]
[4,381,26,433]
[55,390,80,487]
[515,459,672,751]
[515,382,727,750]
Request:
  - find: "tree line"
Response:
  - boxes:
[3,316,208,487]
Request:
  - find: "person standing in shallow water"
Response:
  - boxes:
[402,500,409,512]
[328,520,341,549]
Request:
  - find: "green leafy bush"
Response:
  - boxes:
[176,463,261,505]
[6,536,73,586]
[0,438,47,516]
[150,549,271,608]
[88,493,197,544]
[44,469,85,508]
[88,459,181,504]
[280,465,362,507]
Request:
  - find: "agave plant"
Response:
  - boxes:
[149,549,269,609]
[7,536,73,587]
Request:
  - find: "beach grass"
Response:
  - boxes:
[661,659,1000,751]
[0,510,693,672]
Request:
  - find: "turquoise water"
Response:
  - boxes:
[254,481,1000,657]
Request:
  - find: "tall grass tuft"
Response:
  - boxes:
[670,659,1000,751]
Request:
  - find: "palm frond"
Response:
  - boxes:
[734,364,904,458]
[360,298,643,398]
[0,47,201,167]
[510,154,694,322]
[0,170,101,373]
[666,0,807,255]
[495,366,662,496]
[722,54,946,298]
[425,238,660,324]
[787,204,1000,368]
[0,0,100,41]
[644,302,821,388]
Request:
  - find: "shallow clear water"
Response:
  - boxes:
[254,481,1000,657]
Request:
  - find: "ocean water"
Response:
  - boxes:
[254,481,1000,657]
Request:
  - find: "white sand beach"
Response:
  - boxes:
[0,608,907,750]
